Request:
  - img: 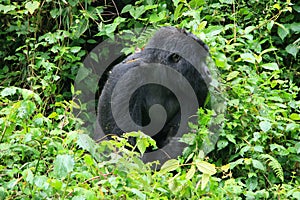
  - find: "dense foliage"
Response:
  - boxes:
[0,0,299,199]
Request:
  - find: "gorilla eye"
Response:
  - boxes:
[169,53,181,63]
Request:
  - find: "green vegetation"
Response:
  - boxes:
[0,0,299,199]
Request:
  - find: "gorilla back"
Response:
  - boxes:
[97,26,211,155]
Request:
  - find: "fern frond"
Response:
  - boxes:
[259,154,284,182]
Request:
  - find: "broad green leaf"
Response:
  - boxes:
[277,25,289,41]
[290,113,300,120]
[252,159,265,171]
[259,121,272,132]
[267,20,274,31]
[125,188,146,200]
[219,0,233,4]
[77,134,97,156]
[217,140,228,150]
[160,159,179,173]
[198,21,207,31]
[244,26,255,34]
[0,4,16,13]
[1,87,17,97]
[25,1,40,15]
[201,173,210,190]
[226,71,239,81]
[70,46,82,53]
[186,165,196,180]
[130,6,145,19]
[290,22,300,32]
[53,154,74,178]
[174,3,183,21]
[260,63,279,71]
[286,44,298,58]
[205,26,223,37]
[195,160,216,175]
[240,53,255,64]
[121,5,133,13]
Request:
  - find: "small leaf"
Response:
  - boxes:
[195,160,216,175]
[221,164,230,172]
[160,159,179,173]
[0,4,16,14]
[70,46,82,53]
[286,44,298,58]
[201,173,210,190]
[121,4,133,13]
[1,87,17,97]
[260,63,279,71]
[277,25,289,41]
[174,4,183,21]
[290,113,300,121]
[226,71,239,81]
[240,53,256,64]
[25,1,40,15]
[252,159,266,171]
[53,154,75,178]
[77,134,97,156]
[186,165,196,180]
[259,121,272,132]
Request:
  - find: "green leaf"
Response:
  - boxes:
[125,188,146,200]
[160,159,179,173]
[129,6,145,19]
[77,134,97,156]
[1,87,17,97]
[195,160,216,175]
[252,159,265,171]
[174,3,183,21]
[186,165,196,180]
[121,4,133,13]
[226,71,239,81]
[260,62,279,70]
[25,1,40,15]
[286,44,298,58]
[201,173,210,190]
[277,25,289,41]
[290,113,300,120]
[217,140,228,150]
[70,46,82,53]
[0,4,16,13]
[53,154,75,178]
[259,121,272,132]
[240,53,256,64]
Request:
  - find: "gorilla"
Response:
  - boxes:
[96,26,211,156]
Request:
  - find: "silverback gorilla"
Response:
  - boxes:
[97,26,211,155]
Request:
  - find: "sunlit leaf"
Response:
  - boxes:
[226,71,239,81]
[195,160,216,175]
[201,173,210,190]
[25,1,40,15]
[53,154,74,178]
[160,159,179,173]
[259,121,272,132]
[260,63,279,71]
[286,44,298,58]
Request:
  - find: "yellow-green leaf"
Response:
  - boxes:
[201,173,210,190]
[160,159,179,173]
[226,71,239,81]
[195,160,216,175]
[290,113,300,121]
[25,1,40,15]
[186,165,196,180]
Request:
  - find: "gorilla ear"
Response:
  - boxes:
[168,53,181,63]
